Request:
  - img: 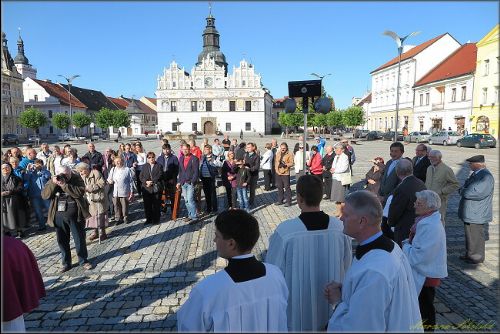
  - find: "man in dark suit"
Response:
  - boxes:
[177,143,200,224]
[412,144,431,183]
[379,142,405,203]
[458,155,494,264]
[388,158,426,246]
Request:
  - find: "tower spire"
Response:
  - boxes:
[208,1,212,17]
[14,27,29,65]
[196,6,228,74]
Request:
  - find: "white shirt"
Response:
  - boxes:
[266,216,352,331]
[136,152,147,171]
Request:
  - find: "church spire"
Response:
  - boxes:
[196,3,228,74]
[14,27,29,65]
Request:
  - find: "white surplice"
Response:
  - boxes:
[266,216,352,331]
[176,263,288,332]
[327,244,423,332]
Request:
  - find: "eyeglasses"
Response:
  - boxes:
[147,156,155,159]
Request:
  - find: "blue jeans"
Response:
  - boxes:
[236,187,249,211]
[31,196,50,228]
[182,183,197,219]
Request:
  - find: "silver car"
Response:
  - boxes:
[404,131,430,143]
[428,131,463,146]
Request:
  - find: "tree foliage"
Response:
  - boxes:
[95,108,116,130]
[326,111,344,127]
[72,112,92,135]
[19,107,48,133]
[111,109,131,128]
[52,113,71,130]
[342,106,365,127]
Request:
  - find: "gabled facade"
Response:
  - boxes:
[369,33,461,132]
[155,11,273,135]
[471,24,499,138]
[355,92,372,130]
[107,96,157,137]
[413,43,477,134]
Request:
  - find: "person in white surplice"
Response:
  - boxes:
[266,174,352,331]
[325,190,423,332]
[177,209,288,332]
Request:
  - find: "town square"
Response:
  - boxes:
[2,1,498,332]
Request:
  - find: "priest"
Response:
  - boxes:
[326,190,423,332]
[177,209,288,332]
[266,174,352,331]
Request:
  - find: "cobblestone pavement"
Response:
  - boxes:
[12,135,498,332]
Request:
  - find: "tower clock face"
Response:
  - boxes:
[205,77,213,87]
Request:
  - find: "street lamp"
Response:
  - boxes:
[58,74,80,137]
[382,30,420,141]
[310,73,332,97]
[89,122,95,141]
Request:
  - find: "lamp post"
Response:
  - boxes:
[382,30,419,142]
[89,122,95,142]
[310,73,332,97]
[58,74,80,137]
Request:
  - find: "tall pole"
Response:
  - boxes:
[394,48,402,142]
[68,83,72,136]
[302,97,308,174]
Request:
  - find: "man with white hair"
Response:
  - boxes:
[41,165,93,272]
[403,190,448,331]
[425,150,460,224]
[326,190,422,332]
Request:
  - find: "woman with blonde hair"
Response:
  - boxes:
[75,162,108,241]
[107,155,135,225]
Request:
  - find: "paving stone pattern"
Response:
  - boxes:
[17,136,498,332]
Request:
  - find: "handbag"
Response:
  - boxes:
[338,172,352,186]
[149,166,159,193]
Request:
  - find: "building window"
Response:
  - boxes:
[245,101,251,111]
[48,110,53,118]
[482,88,488,104]
[451,88,456,102]
[206,101,212,111]
[226,122,231,131]
[191,101,197,112]
[484,59,490,76]
[171,101,177,112]
[461,86,466,101]
[229,101,236,111]
[419,94,423,106]
[34,94,38,102]
[172,122,178,131]
[50,126,53,134]
[242,80,246,87]
[245,122,251,131]
[425,93,430,105]
[404,116,409,127]
[192,123,197,131]
[172,81,176,88]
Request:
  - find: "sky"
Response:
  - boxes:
[2,1,498,109]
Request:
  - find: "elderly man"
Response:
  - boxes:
[41,165,93,272]
[36,143,52,165]
[412,144,431,183]
[425,150,460,224]
[388,158,426,246]
[19,148,37,170]
[458,155,494,264]
[82,142,104,172]
[321,145,335,200]
[402,190,448,332]
[326,190,422,332]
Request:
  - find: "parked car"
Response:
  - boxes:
[58,132,71,141]
[28,135,41,143]
[456,133,497,149]
[193,130,203,136]
[2,134,19,145]
[404,131,431,143]
[383,131,404,141]
[428,131,463,146]
[354,129,370,138]
[366,131,384,141]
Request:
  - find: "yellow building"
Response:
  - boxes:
[471,24,499,138]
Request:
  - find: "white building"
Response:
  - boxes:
[369,33,461,132]
[156,11,273,135]
[413,43,477,133]
[354,92,372,130]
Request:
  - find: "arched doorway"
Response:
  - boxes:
[476,116,490,133]
[204,121,214,135]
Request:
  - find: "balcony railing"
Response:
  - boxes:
[432,103,444,110]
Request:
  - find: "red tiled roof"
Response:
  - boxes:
[145,97,157,105]
[358,93,372,105]
[107,97,129,110]
[414,43,477,87]
[274,96,289,103]
[33,79,87,109]
[136,100,156,115]
[371,34,447,74]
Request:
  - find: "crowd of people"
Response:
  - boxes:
[1,133,494,332]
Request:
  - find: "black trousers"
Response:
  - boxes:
[201,176,218,213]
[271,168,277,188]
[143,191,161,224]
[322,171,332,198]
[381,217,395,241]
[464,223,485,262]
[104,183,114,217]
[276,174,291,204]
[263,169,273,190]
[224,184,233,208]
[418,286,436,332]
[159,179,176,212]
[135,169,142,196]
[248,172,258,207]
[54,207,88,268]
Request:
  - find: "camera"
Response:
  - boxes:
[55,174,66,182]
[279,162,287,169]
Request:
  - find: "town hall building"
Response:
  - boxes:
[155,10,273,135]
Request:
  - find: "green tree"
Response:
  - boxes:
[72,112,92,136]
[311,113,327,134]
[326,110,344,128]
[111,109,131,128]
[19,107,48,135]
[342,106,365,128]
[95,108,116,136]
[52,113,71,132]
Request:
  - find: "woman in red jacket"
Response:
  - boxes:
[306,145,323,181]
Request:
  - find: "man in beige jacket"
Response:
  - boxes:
[425,150,460,223]
[274,142,294,207]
